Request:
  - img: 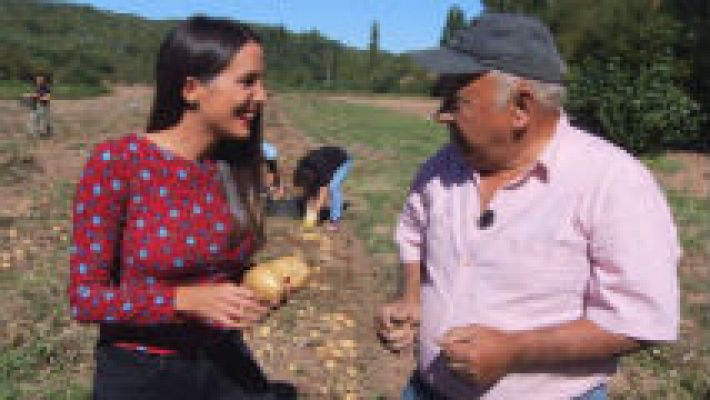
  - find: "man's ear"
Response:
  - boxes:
[510,83,533,130]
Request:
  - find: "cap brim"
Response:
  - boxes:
[410,47,488,75]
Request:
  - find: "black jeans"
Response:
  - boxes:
[92,335,296,400]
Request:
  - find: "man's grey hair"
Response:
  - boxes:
[491,70,566,111]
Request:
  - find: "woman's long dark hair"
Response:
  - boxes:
[147,15,265,247]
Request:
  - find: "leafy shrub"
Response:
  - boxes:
[566,53,706,154]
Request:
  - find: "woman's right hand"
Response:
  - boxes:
[175,283,273,329]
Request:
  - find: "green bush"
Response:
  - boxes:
[566,54,706,154]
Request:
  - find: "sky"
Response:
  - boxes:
[66,1,483,53]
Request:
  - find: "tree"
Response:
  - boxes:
[480,0,708,152]
[482,0,549,13]
[368,20,380,74]
[440,5,466,46]
[663,0,710,123]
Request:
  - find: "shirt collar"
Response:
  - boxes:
[446,113,570,185]
[534,112,570,183]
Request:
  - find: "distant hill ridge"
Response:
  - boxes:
[0,0,428,93]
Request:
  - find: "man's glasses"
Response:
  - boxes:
[433,74,480,114]
[438,94,475,114]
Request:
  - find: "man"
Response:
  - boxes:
[376,13,680,400]
[27,74,52,138]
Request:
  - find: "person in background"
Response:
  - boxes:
[262,140,285,200]
[27,73,52,138]
[293,146,352,232]
[376,13,680,400]
[68,15,296,399]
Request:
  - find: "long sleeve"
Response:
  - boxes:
[68,142,178,325]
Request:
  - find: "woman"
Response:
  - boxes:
[293,146,353,232]
[68,16,294,399]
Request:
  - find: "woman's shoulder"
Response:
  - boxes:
[81,133,153,180]
[88,133,151,162]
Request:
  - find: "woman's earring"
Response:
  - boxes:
[185,99,200,111]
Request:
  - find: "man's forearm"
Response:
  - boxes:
[512,319,641,369]
[398,261,420,301]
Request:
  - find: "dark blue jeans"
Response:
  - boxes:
[92,336,296,400]
[400,372,608,400]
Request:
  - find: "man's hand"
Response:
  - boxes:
[375,298,420,353]
[439,324,521,388]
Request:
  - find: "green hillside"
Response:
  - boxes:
[0,0,428,93]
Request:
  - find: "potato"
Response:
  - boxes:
[301,231,322,241]
[265,255,310,289]
[243,266,284,303]
[244,254,311,302]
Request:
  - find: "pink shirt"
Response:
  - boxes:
[395,115,680,399]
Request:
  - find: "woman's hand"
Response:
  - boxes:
[175,283,274,329]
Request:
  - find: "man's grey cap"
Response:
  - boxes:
[412,13,565,83]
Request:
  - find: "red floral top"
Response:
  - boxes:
[68,133,256,352]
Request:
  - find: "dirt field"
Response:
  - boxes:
[1,88,708,398]
[245,97,414,398]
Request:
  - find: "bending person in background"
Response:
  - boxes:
[68,16,295,399]
[293,146,352,232]
[376,13,680,400]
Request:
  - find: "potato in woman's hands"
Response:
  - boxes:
[244,255,311,302]
[243,266,284,303]
[265,255,310,289]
